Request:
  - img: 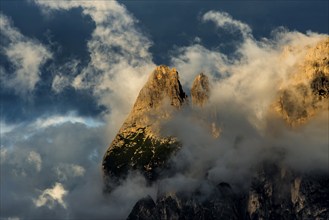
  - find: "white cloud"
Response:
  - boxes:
[0,121,18,135]
[0,13,52,95]
[164,21,328,190]
[34,182,68,209]
[33,112,104,129]
[171,44,229,88]
[33,0,155,134]
[202,10,252,38]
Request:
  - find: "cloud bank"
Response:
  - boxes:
[164,12,328,192]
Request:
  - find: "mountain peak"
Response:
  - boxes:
[132,65,187,113]
[102,65,186,188]
[191,73,210,107]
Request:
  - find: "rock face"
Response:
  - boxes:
[128,183,244,220]
[191,73,210,107]
[274,38,329,126]
[102,39,329,219]
[102,65,187,185]
[127,165,329,220]
[247,164,329,220]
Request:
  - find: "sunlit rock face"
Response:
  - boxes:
[274,38,329,126]
[102,65,186,186]
[191,73,210,107]
[102,39,328,219]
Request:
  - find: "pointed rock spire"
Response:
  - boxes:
[191,73,210,107]
[102,65,185,189]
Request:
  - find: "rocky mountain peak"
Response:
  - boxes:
[132,65,186,114]
[191,73,210,107]
[102,65,187,188]
[102,40,329,220]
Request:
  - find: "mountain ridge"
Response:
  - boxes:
[102,38,329,219]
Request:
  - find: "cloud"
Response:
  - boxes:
[0,118,156,219]
[202,11,252,38]
[54,163,85,181]
[0,121,18,135]
[32,112,104,129]
[0,13,52,95]
[0,5,157,217]
[163,23,328,194]
[202,10,252,39]
[33,0,155,134]
[1,5,328,220]
[50,59,80,93]
[34,182,68,209]
[171,44,229,88]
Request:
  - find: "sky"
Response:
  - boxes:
[0,1,328,219]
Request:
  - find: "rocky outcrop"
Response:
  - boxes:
[247,164,329,220]
[274,38,329,126]
[102,38,329,219]
[128,164,329,220]
[128,183,245,220]
[102,65,187,187]
[191,73,210,107]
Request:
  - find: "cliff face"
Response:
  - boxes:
[191,73,210,107]
[127,183,244,220]
[102,38,329,219]
[274,38,329,126]
[102,65,186,185]
[247,165,329,220]
[127,165,329,220]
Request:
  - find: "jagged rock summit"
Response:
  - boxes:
[102,65,188,185]
[191,72,210,107]
[102,38,329,220]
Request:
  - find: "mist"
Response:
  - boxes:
[159,22,328,192]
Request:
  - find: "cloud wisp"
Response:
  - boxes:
[202,10,252,39]
[0,13,52,96]
[33,0,156,135]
